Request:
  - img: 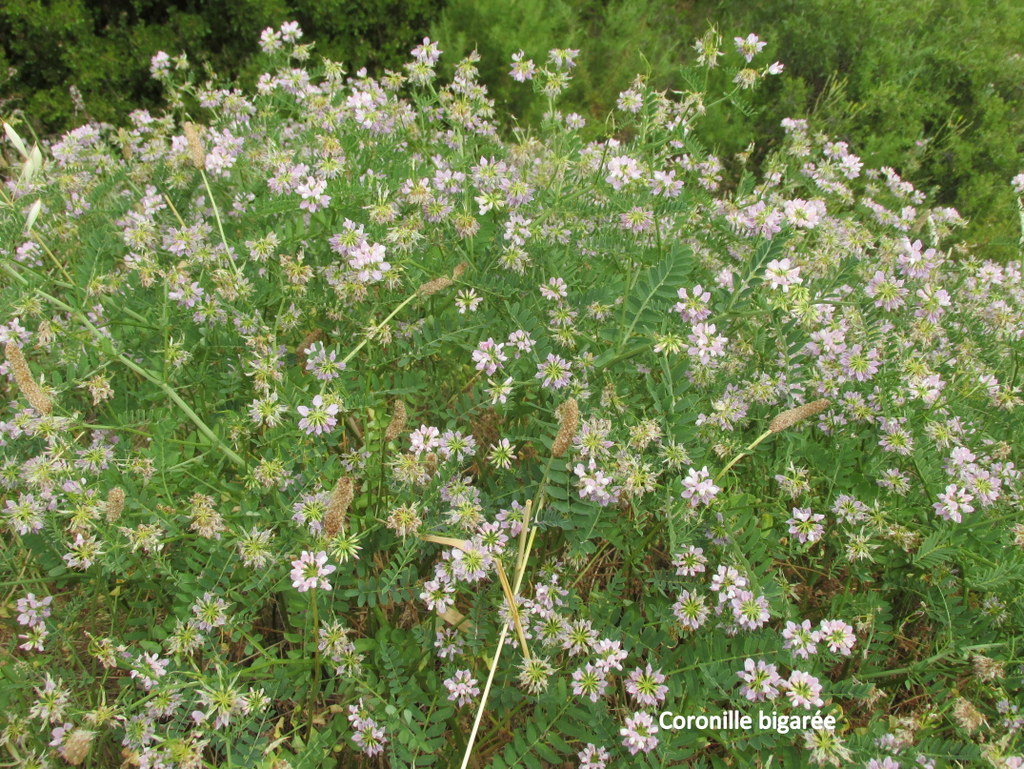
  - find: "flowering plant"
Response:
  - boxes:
[1,23,1023,769]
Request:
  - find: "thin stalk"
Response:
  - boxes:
[306,588,321,740]
[0,271,247,470]
[199,168,243,277]
[458,505,539,769]
[714,429,773,484]
[340,291,421,367]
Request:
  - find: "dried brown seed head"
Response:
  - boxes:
[384,399,407,442]
[105,487,126,523]
[417,276,453,297]
[4,340,52,414]
[183,122,205,170]
[769,398,830,433]
[60,728,96,765]
[324,476,354,538]
[551,398,579,458]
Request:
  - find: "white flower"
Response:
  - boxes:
[290,551,335,592]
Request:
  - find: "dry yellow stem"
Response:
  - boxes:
[439,605,474,631]
[419,533,531,658]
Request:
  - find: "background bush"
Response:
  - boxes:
[4,0,1021,257]
[0,0,442,134]
[709,0,1024,260]
[431,0,1024,259]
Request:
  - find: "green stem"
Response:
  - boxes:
[714,429,773,483]
[857,646,958,680]
[199,168,242,276]
[340,291,421,367]
[306,588,321,740]
[0,270,247,470]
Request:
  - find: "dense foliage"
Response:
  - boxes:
[433,0,1024,259]
[713,0,1024,260]
[4,0,1022,259]
[0,0,441,134]
[2,23,1024,769]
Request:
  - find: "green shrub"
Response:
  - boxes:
[704,0,1024,259]
[432,0,1024,259]
[0,0,444,137]
[2,23,1023,767]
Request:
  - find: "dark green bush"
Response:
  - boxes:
[0,0,444,137]
[431,0,701,134]
[5,0,1022,258]
[433,0,1024,259]
[701,0,1024,259]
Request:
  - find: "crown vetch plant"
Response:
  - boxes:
[1,23,1023,769]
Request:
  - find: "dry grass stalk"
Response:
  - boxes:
[384,398,407,442]
[324,476,354,537]
[551,397,579,458]
[183,122,205,170]
[420,532,531,658]
[438,605,474,631]
[4,341,52,414]
[769,398,830,433]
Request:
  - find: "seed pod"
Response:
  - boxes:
[551,397,579,458]
[768,398,829,433]
[324,476,353,538]
[452,262,469,278]
[417,276,453,297]
[424,452,438,476]
[183,122,205,170]
[105,487,125,523]
[60,729,96,766]
[4,341,52,414]
[384,399,407,442]
[296,329,325,368]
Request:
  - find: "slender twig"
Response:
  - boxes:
[419,533,531,658]
[458,502,539,769]
[307,588,321,740]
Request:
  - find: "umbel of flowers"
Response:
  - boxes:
[1,21,1023,769]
